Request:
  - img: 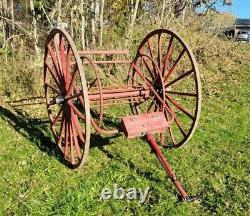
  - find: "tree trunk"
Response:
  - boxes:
[25,0,28,15]
[95,0,100,25]
[126,0,139,46]
[41,3,52,26]
[224,0,232,5]
[0,1,2,46]
[130,0,134,22]
[80,0,85,49]
[181,3,187,23]
[10,0,14,32]
[49,0,62,22]
[95,0,100,46]
[159,0,166,27]
[173,0,187,17]
[91,0,96,46]
[70,8,74,38]
[2,0,8,43]
[30,0,39,54]
[99,0,104,47]
[57,0,62,22]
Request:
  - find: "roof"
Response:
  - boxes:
[235,19,250,27]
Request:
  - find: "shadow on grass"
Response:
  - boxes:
[0,105,122,167]
[0,105,59,157]
[0,105,163,183]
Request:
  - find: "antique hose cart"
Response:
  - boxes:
[44,27,201,201]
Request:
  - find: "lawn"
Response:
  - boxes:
[0,46,249,215]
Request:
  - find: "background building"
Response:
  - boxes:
[225,18,250,41]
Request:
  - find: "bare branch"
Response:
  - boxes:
[0,15,35,39]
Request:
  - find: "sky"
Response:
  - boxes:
[218,0,250,18]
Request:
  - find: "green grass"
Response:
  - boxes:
[0,49,250,215]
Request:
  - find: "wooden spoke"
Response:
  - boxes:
[147,98,156,112]
[164,48,185,84]
[146,39,157,75]
[48,44,62,81]
[162,35,173,76]
[66,47,72,78]
[69,119,75,164]
[165,100,187,140]
[130,29,201,147]
[45,61,62,90]
[68,101,85,120]
[132,97,150,114]
[167,120,176,144]
[72,112,85,143]
[71,118,81,159]
[64,110,69,159]
[52,105,64,126]
[133,64,173,115]
[45,82,61,95]
[174,116,187,137]
[147,39,154,60]
[60,36,66,76]
[165,69,193,88]
[165,110,176,145]
[132,64,154,87]
[165,90,197,97]
[73,85,85,108]
[88,78,97,90]
[66,64,78,97]
[57,114,65,147]
[54,34,63,76]
[141,56,155,80]
[165,94,195,120]
[158,33,162,69]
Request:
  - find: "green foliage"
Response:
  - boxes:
[0,46,12,57]
[0,2,249,214]
[0,50,43,99]
[0,45,249,214]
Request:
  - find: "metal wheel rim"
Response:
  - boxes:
[44,28,91,168]
[129,28,202,148]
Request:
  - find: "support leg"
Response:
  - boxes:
[146,133,197,202]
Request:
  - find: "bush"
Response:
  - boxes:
[0,9,244,101]
[0,48,43,100]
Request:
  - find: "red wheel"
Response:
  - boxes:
[44,28,91,168]
[129,29,201,148]
[81,57,118,135]
[81,56,104,132]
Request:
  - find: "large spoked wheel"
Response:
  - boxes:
[44,28,91,168]
[129,29,201,148]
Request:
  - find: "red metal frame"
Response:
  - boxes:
[146,134,190,200]
[79,49,130,65]
[88,87,150,102]
[121,112,168,138]
[44,27,202,201]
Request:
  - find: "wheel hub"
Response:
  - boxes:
[54,95,65,104]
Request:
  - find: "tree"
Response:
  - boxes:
[91,0,96,46]
[99,0,104,47]
[1,0,9,43]
[193,0,233,8]
[80,0,85,49]
[10,0,14,32]
[30,0,39,54]
[126,0,139,46]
